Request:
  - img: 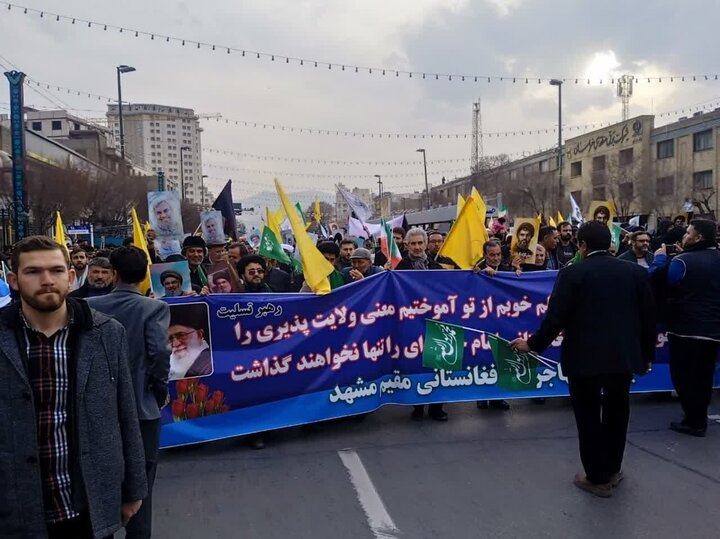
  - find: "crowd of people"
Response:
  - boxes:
[0,210,718,537]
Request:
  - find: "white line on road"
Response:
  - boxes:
[338,449,400,539]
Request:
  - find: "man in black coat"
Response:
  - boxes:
[511,221,655,498]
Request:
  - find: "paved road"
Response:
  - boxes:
[148,395,720,539]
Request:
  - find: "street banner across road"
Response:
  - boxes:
[160,270,720,448]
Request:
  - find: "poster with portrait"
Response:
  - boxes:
[154,238,182,261]
[168,302,214,381]
[148,191,184,239]
[151,261,193,299]
[201,210,226,246]
[588,200,618,250]
[510,218,540,265]
[207,262,243,294]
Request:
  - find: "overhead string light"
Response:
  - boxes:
[204,163,470,180]
[4,1,720,86]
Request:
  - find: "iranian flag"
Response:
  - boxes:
[380,218,402,269]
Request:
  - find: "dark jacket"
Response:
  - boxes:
[265,266,291,293]
[87,285,171,421]
[395,257,443,270]
[68,282,113,299]
[0,299,147,539]
[618,249,654,266]
[527,252,656,378]
[477,260,515,272]
[655,244,720,339]
[556,240,578,267]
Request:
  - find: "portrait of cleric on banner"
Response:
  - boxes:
[168,302,214,381]
[510,217,540,265]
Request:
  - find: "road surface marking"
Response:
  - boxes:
[338,449,400,539]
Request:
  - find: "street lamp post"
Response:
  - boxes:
[116,65,136,163]
[549,79,563,204]
[201,174,208,207]
[416,148,430,209]
[179,146,190,201]
[374,174,383,218]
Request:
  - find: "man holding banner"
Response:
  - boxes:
[510,221,655,498]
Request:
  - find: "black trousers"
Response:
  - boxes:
[47,512,111,539]
[125,419,161,539]
[669,334,719,430]
[568,373,632,485]
[413,403,445,415]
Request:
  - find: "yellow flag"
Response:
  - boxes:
[144,221,151,234]
[54,211,68,254]
[456,194,466,219]
[131,208,152,294]
[536,212,542,221]
[272,207,285,226]
[314,198,322,225]
[438,194,489,269]
[470,187,487,218]
[557,211,565,224]
[266,207,282,240]
[274,179,334,294]
[549,216,557,228]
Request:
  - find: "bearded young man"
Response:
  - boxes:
[0,236,146,538]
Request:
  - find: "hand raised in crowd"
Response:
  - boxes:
[384,261,393,271]
[348,268,364,281]
[199,286,210,296]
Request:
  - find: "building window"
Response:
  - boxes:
[31,121,42,131]
[693,170,713,190]
[592,186,606,200]
[619,148,634,166]
[619,182,634,200]
[656,176,674,196]
[571,190,582,206]
[51,120,62,131]
[592,155,606,171]
[539,160,550,173]
[571,161,582,177]
[509,169,518,181]
[693,130,713,152]
[657,140,674,159]
[73,123,80,131]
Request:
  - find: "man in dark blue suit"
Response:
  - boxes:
[511,221,655,498]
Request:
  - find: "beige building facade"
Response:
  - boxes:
[432,110,720,222]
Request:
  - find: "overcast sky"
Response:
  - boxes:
[2,0,720,214]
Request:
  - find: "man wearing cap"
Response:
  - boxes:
[69,257,114,299]
[182,236,210,292]
[160,269,185,297]
[342,248,385,283]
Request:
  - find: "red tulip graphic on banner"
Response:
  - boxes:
[171,378,230,422]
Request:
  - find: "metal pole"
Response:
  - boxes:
[557,82,563,201]
[180,147,185,200]
[117,67,125,162]
[375,174,383,218]
[423,151,430,209]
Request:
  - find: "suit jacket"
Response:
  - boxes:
[527,251,656,378]
[0,299,147,538]
[266,266,292,293]
[87,285,171,421]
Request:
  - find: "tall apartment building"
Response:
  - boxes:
[107,103,205,204]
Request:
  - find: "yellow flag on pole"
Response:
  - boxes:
[274,179,334,294]
[438,194,489,269]
[266,207,282,240]
[54,211,68,254]
[549,216,557,227]
[470,187,487,218]
[131,208,152,294]
[314,198,322,225]
[456,194,466,219]
[557,211,565,224]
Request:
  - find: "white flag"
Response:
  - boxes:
[569,194,584,225]
[629,216,640,227]
[337,185,372,222]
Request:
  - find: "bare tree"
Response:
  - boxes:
[692,188,716,219]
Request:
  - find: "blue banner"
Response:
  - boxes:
[160,270,720,448]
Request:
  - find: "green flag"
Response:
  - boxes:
[259,226,291,265]
[488,334,538,391]
[423,320,465,371]
[611,223,623,253]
